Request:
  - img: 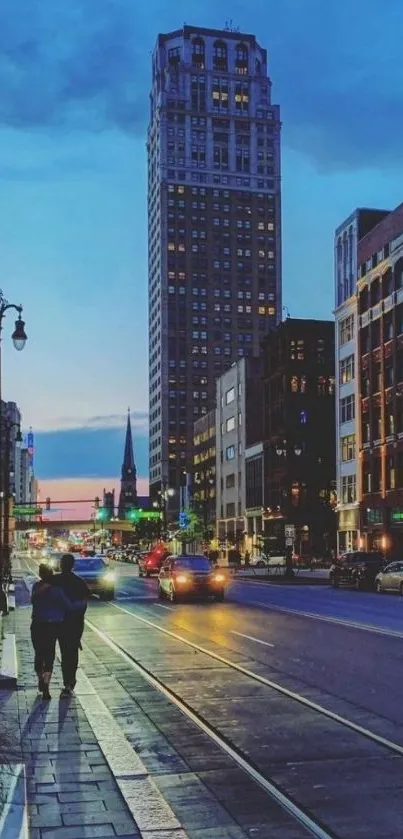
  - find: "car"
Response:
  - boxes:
[158,554,226,602]
[139,546,170,577]
[330,551,384,590]
[375,561,403,594]
[71,555,116,600]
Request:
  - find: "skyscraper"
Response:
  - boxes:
[118,410,137,518]
[148,25,282,504]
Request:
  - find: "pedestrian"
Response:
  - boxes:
[53,554,89,699]
[31,564,86,700]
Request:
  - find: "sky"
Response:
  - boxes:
[2,0,403,518]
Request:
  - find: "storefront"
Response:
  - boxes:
[337,507,359,554]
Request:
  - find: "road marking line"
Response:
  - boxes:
[85,615,334,839]
[109,601,403,760]
[249,600,403,639]
[154,603,174,611]
[231,630,274,648]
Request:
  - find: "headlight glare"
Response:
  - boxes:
[176,574,189,584]
[213,574,225,583]
[103,571,115,583]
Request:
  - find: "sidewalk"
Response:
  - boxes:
[3,582,189,839]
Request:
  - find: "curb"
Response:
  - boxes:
[0,764,28,839]
[0,632,18,688]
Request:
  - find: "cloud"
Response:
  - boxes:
[34,426,148,480]
[33,411,149,433]
[0,0,149,134]
[1,0,403,170]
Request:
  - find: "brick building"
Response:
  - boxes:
[358,202,403,555]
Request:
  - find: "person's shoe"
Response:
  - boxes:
[60,687,72,699]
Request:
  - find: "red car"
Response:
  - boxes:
[138,546,170,577]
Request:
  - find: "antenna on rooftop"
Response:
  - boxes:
[224,19,240,32]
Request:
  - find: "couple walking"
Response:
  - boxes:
[31,553,89,700]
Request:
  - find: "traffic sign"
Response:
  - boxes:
[179,511,189,529]
[14,506,42,517]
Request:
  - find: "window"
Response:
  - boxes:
[226,387,235,404]
[340,355,355,384]
[341,475,356,504]
[226,473,235,489]
[226,502,236,517]
[340,395,355,423]
[213,40,228,71]
[341,435,356,462]
[226,416,235,432]
[340,314,354,346]
[226,445,235,460]
[192,37,205,68]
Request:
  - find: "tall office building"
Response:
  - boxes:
[148,25,281,504]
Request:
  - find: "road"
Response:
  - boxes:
[20,555,403,838]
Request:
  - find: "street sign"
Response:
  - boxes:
[179,511,189,529]
[13,506,42,517]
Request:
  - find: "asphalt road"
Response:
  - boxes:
[20,556,403,838]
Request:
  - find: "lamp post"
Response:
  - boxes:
[0,292,27,593]
[1,419,22,614]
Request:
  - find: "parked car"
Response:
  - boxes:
[138,546,170,577]
[158,555,226,602]
[72,555,116,600]
[330,551,384,590]
[375,562,403,594]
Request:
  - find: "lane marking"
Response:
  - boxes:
[248,600,403,640]
[85,614,335,839]
[155,603,174,611]
[231,630,274,648]
[108,601,403,759]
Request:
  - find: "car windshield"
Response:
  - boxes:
[73,557,106,573]
[174,556,211,571]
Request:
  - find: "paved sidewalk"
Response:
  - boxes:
[9,584,189,839]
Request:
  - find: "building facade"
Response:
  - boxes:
[263,319,336,558]
[192,409,216,536]
[148,25,282,505]
[215,356,263,551]
[357,203,403,556]
[216,361,246,550]
[334,209,389,553]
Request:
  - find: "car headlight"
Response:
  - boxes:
[103,572,115,583]
[176,574,189,584]
[213,574,225,583]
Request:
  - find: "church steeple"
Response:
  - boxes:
[118,409,137,519]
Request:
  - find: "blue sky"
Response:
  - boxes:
[2,0,403,491]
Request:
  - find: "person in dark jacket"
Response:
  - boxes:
[31,564,86,700]
[52,553,89,698]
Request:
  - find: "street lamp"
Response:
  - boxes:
[11,316,27,352]
[0,292,27,596]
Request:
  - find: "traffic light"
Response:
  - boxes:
[46,497,51,511]
[94,496,100,510]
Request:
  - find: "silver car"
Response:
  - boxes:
[375,561,403,594]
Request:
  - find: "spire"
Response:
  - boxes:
[122,408,135,477]
[118,409,137,519]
